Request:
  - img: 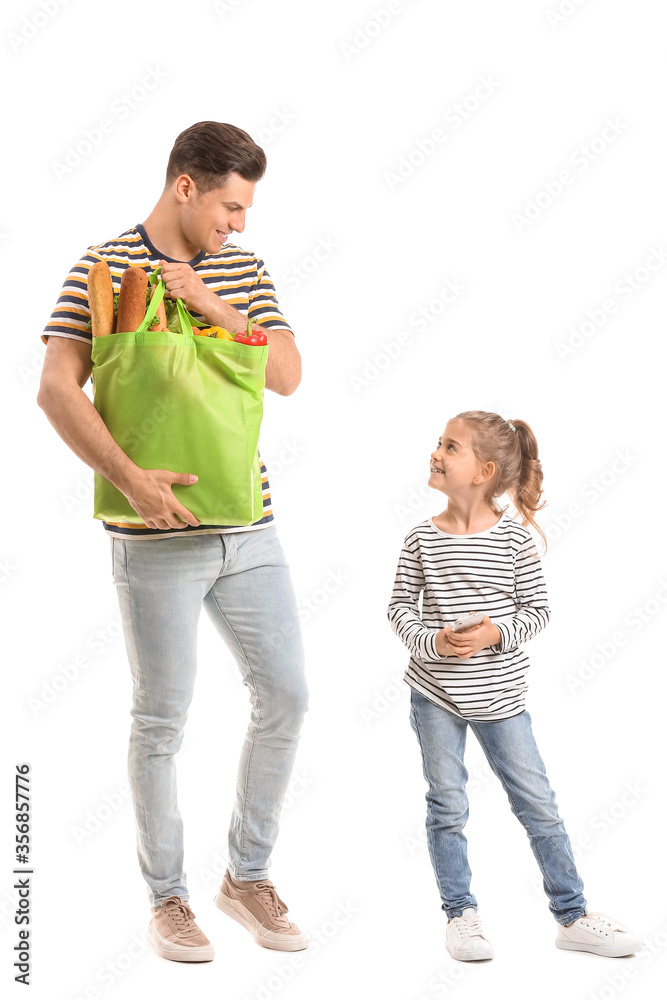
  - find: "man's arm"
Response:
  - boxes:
[36,337,202,530]
[205,295,301,397]
[159,260,301,396]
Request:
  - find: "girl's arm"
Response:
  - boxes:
[387,538,441,660]
[493,534,551,652]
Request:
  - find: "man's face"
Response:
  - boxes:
[179,172,256,255]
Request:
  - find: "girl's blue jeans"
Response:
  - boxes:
[409,687,587,925]
[110,523,308,907]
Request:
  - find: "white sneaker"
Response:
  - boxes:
[446,907,494,961]
[556,911,643,958]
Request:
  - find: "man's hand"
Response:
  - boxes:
[435,615,501,659]
[158,259,302,394]
[159,260,217,318]
[120,468,201,530]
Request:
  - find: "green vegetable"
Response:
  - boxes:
[163,297,182,334]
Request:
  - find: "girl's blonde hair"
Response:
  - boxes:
[455,410,547,548]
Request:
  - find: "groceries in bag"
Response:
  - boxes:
[86,262,265,343]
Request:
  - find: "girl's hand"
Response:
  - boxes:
[435,615,501,659]
[434,626,463,657]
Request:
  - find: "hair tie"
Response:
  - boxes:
[507,421,516,433]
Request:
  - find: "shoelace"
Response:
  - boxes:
[159,896,199,934]
[453,912,485,939]
[252,880,289,920]
[578,912,627,936]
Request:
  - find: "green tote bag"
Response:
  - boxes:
[91,268,268,526]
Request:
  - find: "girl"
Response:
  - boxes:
[387,410,641,961]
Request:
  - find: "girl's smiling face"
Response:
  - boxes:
[429,418,491,495]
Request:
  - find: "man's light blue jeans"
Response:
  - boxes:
[409,688,586,925]
[110,523,308,907]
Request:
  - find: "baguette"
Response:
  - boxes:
[87,260,115,337]
[148,284,168,331]
[116,266,149,333]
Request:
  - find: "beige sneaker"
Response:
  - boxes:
[446,907,494,961]
[149,895,215,962]
[556,911,643,957]
[214,871,308,952]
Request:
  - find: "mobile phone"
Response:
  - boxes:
[452,612,484,633]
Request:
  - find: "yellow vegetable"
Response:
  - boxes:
[195,326,234,340]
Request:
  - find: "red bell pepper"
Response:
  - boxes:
[234,320,268,346]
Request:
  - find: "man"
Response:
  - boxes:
[37,121,309,963]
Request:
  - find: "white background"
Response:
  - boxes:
[2,1,666,998]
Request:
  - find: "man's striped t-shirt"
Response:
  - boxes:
[387,513,550,721]
[42,224,292,540]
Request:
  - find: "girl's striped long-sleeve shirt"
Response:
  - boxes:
[42,225,292,540]
[387,513,550,721]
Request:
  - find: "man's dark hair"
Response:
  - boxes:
[166,121,266,193]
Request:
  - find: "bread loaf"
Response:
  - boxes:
[116,266,149,333]
[87,260,115,337]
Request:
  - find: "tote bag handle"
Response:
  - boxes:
[135,266,207,341]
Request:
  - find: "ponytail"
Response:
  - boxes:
[455,411,547,549]
[508,419,547,548]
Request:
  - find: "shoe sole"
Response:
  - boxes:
[445,942,494,962]
[556,940,639,958]
[214,890,309,952]
[148,921,215,962]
